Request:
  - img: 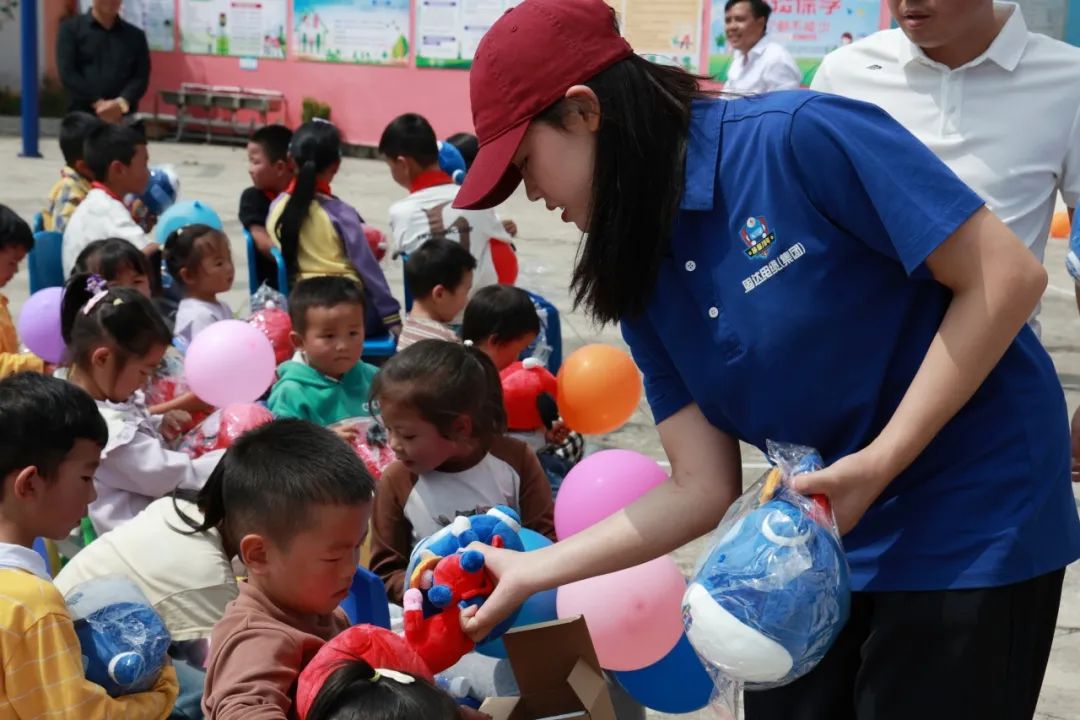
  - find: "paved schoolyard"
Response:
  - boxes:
[2,135,1077,719]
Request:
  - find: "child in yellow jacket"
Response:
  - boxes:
[0,205,45,378]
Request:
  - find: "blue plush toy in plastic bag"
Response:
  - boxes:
[142,165,180,215]
[65,576,172,697]
[682,441,850,688]
[437,141,467,185]
[1066,218,1080,284]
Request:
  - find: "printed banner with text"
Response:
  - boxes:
[180,0,287,58]
[293,0,410,65]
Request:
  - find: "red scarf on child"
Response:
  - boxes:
[410,170,455,193]
[285,178,333,196]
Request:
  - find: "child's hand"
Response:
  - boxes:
[333,423,360,443]
[501,219,518,237]
[161,410,193,441]
[544,420,571,445]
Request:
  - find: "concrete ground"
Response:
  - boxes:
[1,136,1077,719]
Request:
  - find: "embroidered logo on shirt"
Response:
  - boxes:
[741,243,807,294]
[741,216,776,260]
[866,64,883,70]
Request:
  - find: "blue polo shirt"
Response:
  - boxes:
[621,92,1080,592]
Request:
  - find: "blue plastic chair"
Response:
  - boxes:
[28,231,66,294]
[32,212,44,233]
[339,566,391,628]
[244,227,288,296]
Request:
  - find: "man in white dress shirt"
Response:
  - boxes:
[723,0,803,94]
[812,1,1080,310]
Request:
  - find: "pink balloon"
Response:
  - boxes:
[554,449,667,539]
[556,556,685,671]
[184,320,276,408]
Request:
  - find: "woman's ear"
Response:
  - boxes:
[239,533,269,574]
[564,85,602,132]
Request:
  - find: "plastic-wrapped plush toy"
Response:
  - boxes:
[1066,219,1080,284]
[295,624,434,720]
[141,165,180,216]
[365,225,389,263]
[501,358,560,432]
[178,403,274,458]
[437,141,467,185]
[683,442,850,688]
[249,283,293,365]
[65,576,172,697]
[330,417,397,479]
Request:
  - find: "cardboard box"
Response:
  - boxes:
[479,617,616,720]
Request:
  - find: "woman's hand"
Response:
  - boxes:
[791,446,895,535]
[459,544,539,642]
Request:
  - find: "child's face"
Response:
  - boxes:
[0,245,27,288]
[294,303,365,379]
[480,332,538,372]
[378,394,464,474]
[252,502,372,616]
[429,270,474,323]
[248,142,291,191]
[10,438,101,542]
[109,265,151,298]
[86,342,167,402]
[182,234,235,297]
[111,144,151,197]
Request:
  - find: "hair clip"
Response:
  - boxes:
[373,668,415,685]
[85,273,107,295]
[82,289,110,315]
[312,117,332,125]
[463,339,475,348]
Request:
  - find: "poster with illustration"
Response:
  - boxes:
[709,0,883,83]
[612,0,703,72]
[292,0,410,65]
[180,0,287,58]
[415,0,522,69]
[79,0,175,50]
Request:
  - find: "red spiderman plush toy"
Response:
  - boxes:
[500,358,560,432]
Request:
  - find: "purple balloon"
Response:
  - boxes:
[17,287,66,364]
[184,320,276,408]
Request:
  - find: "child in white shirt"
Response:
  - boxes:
[60,274,224,534]
[164,224,235,348]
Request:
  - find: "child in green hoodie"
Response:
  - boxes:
[268,276,379,428]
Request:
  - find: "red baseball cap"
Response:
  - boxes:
[454,0,633,210]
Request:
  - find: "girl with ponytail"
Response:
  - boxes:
[268,120,402,338]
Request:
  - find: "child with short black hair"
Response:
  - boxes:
[368,339,555,603]
[398,238,476,350]
[269,120,401,337]
[200,418,375,720]
[380,114,517,292]
[0,206,45,378]
[0,372,179,718]
[43,111,104,233]
[461,284,541,371]
[164,224,235,346]
[73,236,154,298]
[268,276,379,427]
[60,276,224,533]
[63,123,157,275]
[240,124,294,290]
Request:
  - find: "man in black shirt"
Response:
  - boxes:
[57,0,151,123]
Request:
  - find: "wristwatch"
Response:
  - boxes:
[116,97,130,114]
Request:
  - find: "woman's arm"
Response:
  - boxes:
[794,207,1048,531]
[462,403,742,639]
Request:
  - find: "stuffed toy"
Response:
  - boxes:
[437,141,467,185]
[403,550,494,673]
[65,577,172,697]
[405,506,524,592]
[682,444,850,688]
[501,358,560,432]
[295,624,432,720]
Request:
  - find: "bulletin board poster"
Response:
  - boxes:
[292,0,410,65]
[79,0,175,51]
[709,0,883,83]
[611,0,704,72]
[415,0,523,69]
[180,0,288,58]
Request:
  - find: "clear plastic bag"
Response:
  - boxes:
[178,403,273,458]
[249,283,294,365]
[683,441,851,690]
[65,576,171,697]
[145,344,189,408]
[330,417,397,479]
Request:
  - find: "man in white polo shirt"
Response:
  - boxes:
[811,0,1080,324]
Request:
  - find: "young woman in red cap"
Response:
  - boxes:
[455,1,1080,718]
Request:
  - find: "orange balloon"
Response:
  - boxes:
[557,344,642,435]
[1050,211,1071,239]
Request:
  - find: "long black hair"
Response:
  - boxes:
[60,273,172,366]
[72,237,153,281]
[275,120,342,279]
[538,54,712,324]
[370,339,506,445]
[307,661,459,720]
